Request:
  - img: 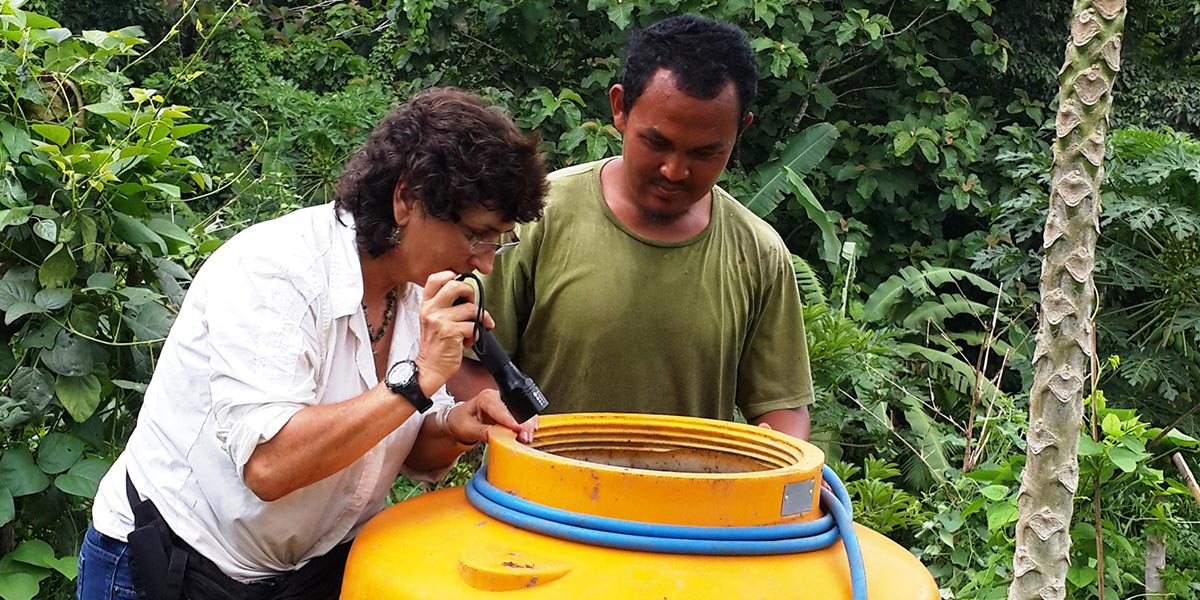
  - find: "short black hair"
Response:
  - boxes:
[622,15,757,121]
[335,88,547,257]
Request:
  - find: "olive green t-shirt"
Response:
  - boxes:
[481,159,814,421]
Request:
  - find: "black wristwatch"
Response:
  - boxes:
[385,359,434,413]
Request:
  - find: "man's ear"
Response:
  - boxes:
[609,84,627,133]
[739,112,754,135]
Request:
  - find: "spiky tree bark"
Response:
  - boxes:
[1009,2,1126,599]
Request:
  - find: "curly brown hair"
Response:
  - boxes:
[335,88,547,257]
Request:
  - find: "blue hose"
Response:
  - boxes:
[465,464,868,600]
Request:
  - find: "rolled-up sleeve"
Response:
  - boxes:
[205,261,322,477]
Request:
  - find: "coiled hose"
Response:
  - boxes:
[465,464,867,600]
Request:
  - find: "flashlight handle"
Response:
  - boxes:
[451,276,548,423]
[470,326,549,423]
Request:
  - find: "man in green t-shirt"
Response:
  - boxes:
[450,15,814,439]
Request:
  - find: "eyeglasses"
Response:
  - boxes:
[462,227,520,256]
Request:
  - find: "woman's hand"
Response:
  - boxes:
[446,393,538,445]
[414,271,495,396]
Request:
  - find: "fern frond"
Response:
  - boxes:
[901,293,997,330]
[792,254,828,307]
[862,262,1002,324]
[894,342,1000,399]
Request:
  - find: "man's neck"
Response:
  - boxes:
[599,158,712,242]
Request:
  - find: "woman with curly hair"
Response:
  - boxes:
[78,88,547,600]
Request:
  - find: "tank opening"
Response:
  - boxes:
[542,445,776,473]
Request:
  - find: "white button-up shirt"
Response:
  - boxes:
[92,203,452,581]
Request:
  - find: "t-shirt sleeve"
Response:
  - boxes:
[737,246,816,420]
[207,260,321,478]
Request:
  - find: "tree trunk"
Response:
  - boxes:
[1008,2,1127,600]
[1144,531,1165,595]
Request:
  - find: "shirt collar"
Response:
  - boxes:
[328,204,366,319]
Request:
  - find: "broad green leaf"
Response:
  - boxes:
[111,379,147,393]
[812,85,837,110]
[1101,413,1122,437]
[985,499,1019,531]
[0,397,33,429]
[155,257,191,281]
[0,277,34,310]
[917,139,939,163]
[0,448,50,497]
[81,29,116,49]
[31,219,57,242]
[18,321,58,351]
[70,304,100,338]
[85,272,117,290]
[23,12,61,28]
[197,238,224,255]
[147,217,194,247]
[1078,436,1103,456]
[118,286,163,307]
[744,122,838,217]
[0,572,41,600]
[0,486,12,527]
[7,540,76,579]
[1107,446,1140,473]
[786,170,840,266]
[42,331,96,377]
[0,207,32,232]
[1162,429,1199,447]
[1067,563,1098,588]
[171,123,209,138]
[111,211,167,255]
[0,121,34,159]
[53,457,110,498]
[8,368,53,414]
[37,244,76,288]
[79,214,98,261]
[979,485,1008,500]
[4,302,44,325]
[148,183,181,199]
[125,302,174,340]
[45,28,71,44]
[0,176,29,208]
[36,433,83,475]
[32,288,71,310]
[29,124,70,147]
[30,206,59,220]
[55,374,101,422]
[83,102,132,126]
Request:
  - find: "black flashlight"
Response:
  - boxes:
[453,274,548,423]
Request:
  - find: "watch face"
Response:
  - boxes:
[387,360,416,387]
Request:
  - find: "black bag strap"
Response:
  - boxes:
[125,473,187,600]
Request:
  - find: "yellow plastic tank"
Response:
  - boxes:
[342,414,939,599]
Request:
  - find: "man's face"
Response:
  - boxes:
[610,69,748,224]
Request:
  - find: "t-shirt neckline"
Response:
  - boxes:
[592,157,719,248]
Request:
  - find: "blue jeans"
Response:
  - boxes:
[77,523,138,600]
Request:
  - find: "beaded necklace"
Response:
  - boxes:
[363,287,398,344]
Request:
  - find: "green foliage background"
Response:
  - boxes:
[2,1,1200,598]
